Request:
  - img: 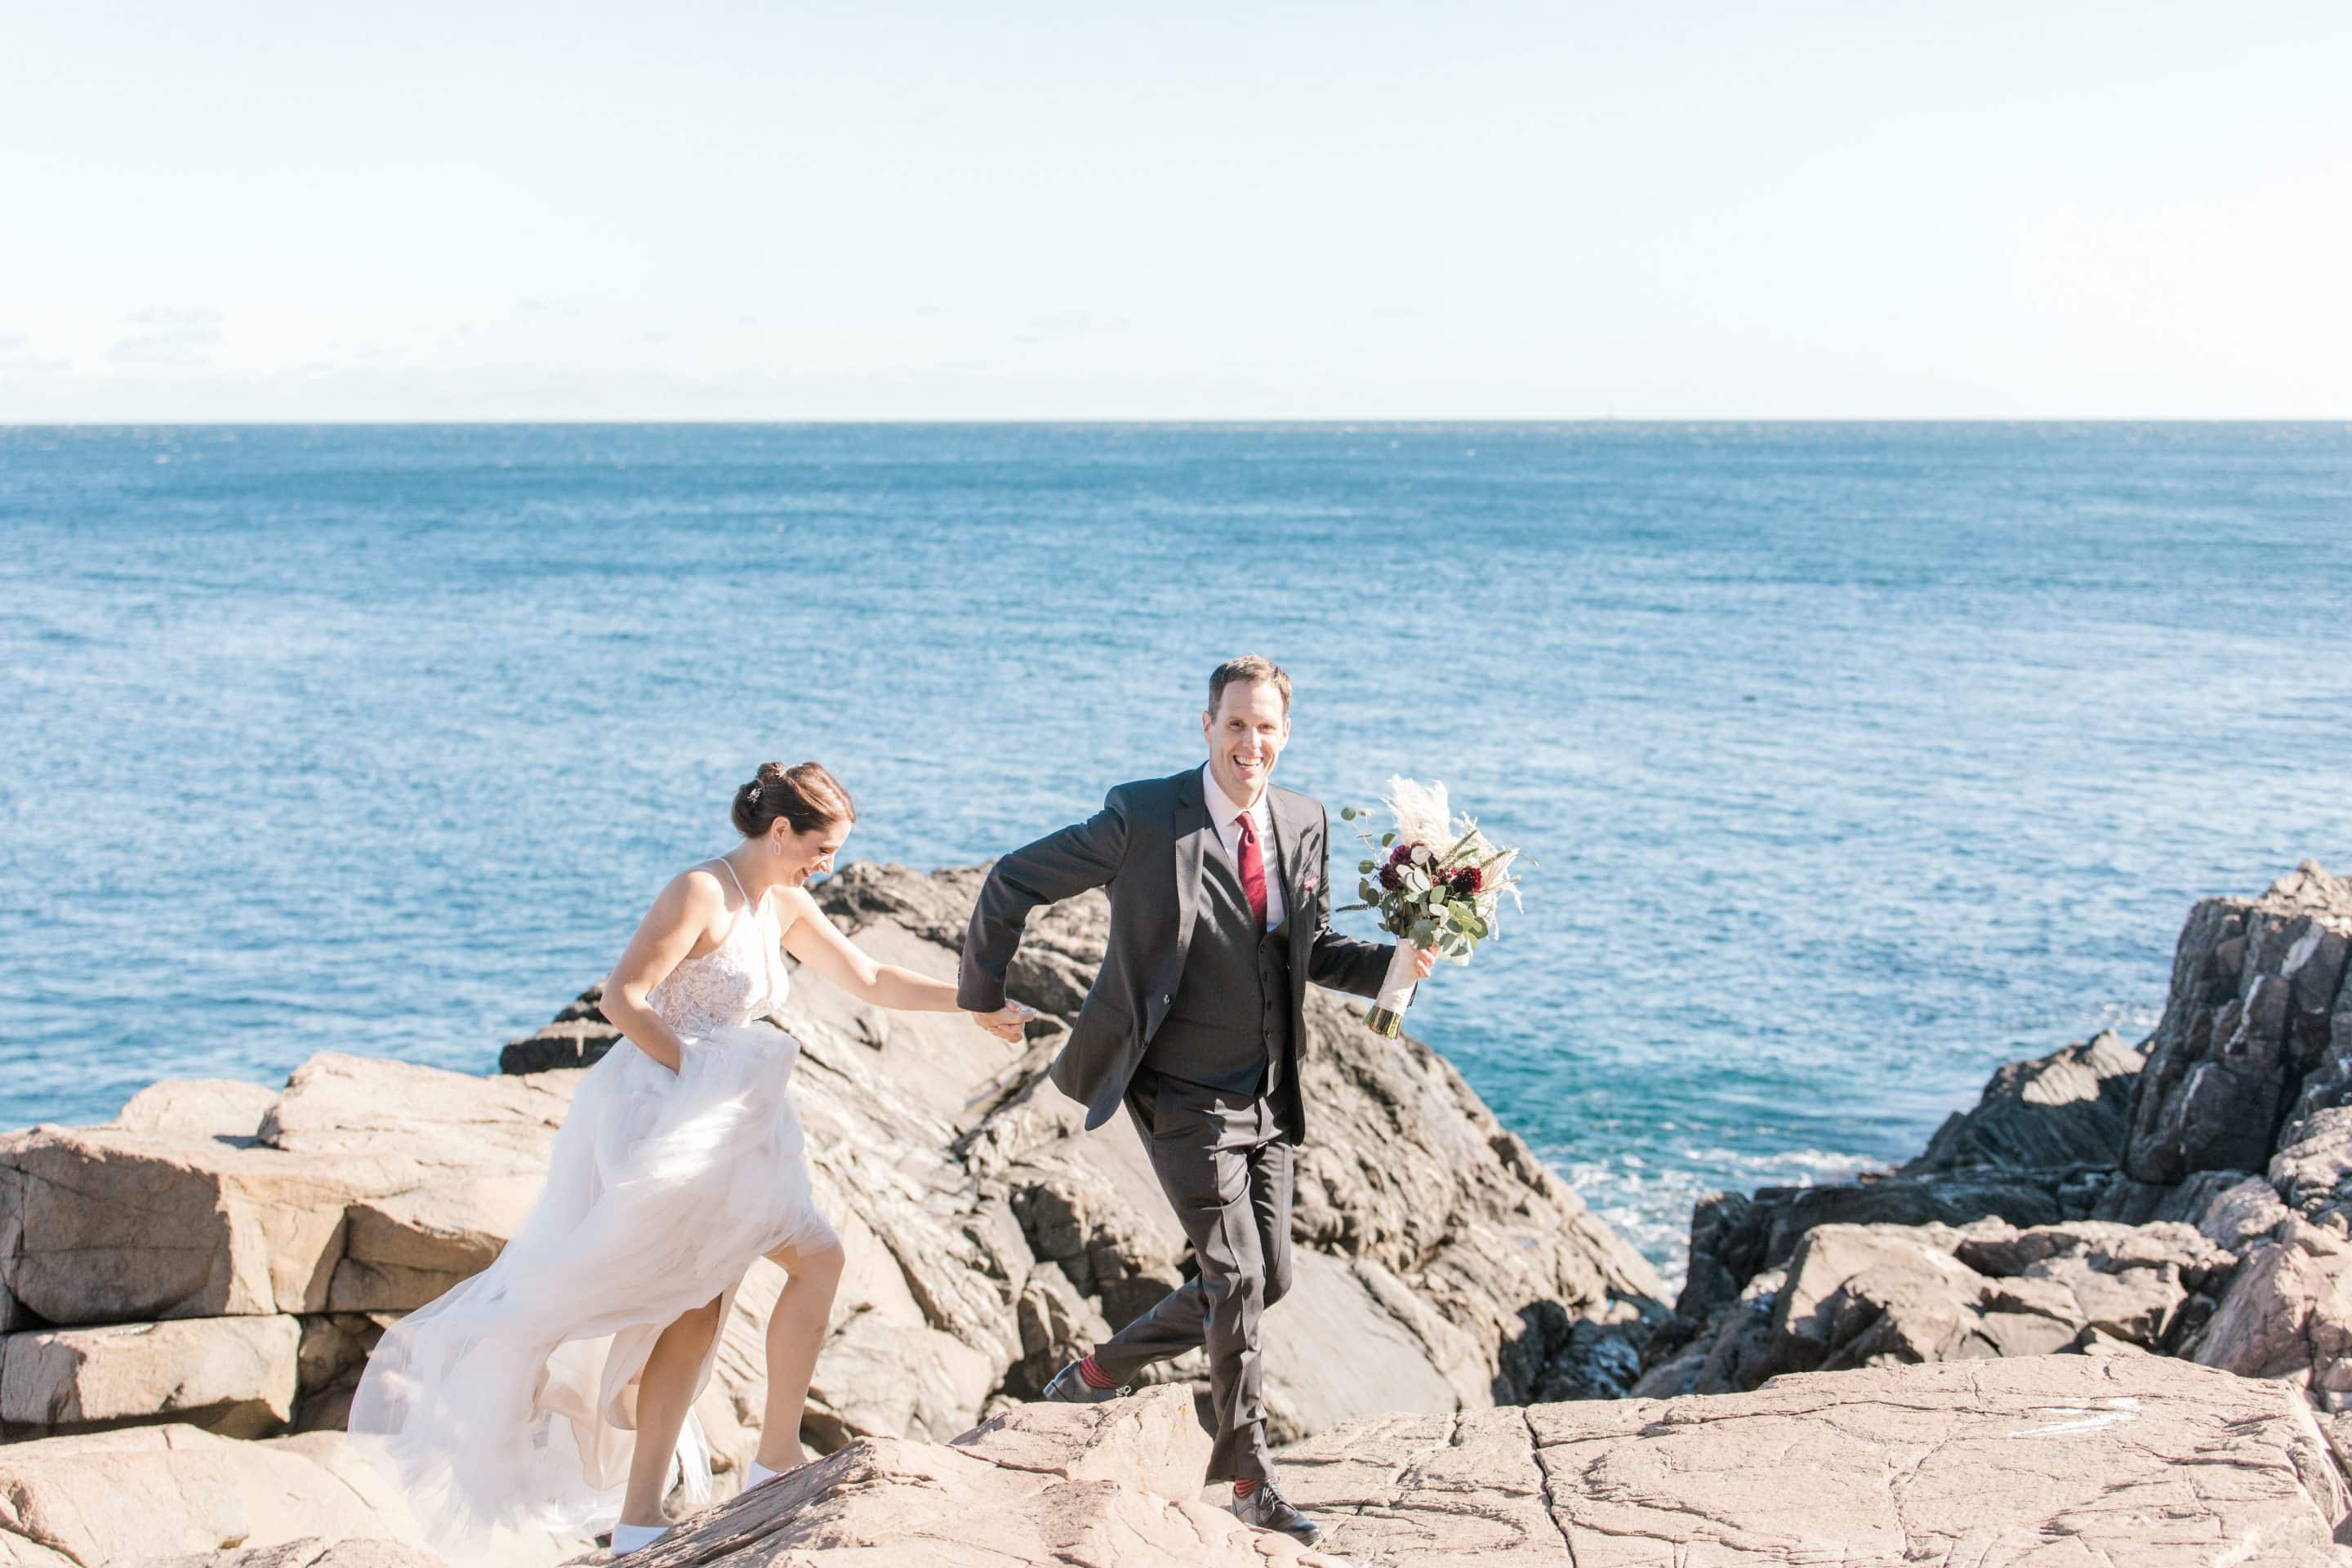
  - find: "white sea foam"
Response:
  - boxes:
[1555,1144,1882,1289]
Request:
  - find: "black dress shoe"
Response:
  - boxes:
[1231,1478,1321,1546]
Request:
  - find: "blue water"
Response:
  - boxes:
[5,424,2349,1275]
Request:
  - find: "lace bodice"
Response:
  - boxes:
[647,859,789,1036]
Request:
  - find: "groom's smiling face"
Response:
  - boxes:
[1202,679,1290,804]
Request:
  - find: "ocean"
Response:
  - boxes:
[4,422,2348,1276]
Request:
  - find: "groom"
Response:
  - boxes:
[957,654,1434,1546]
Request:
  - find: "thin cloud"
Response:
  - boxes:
[109,306,223,368]
[1016,311,1131,345]
[0,345,71,374]
[128,306,220,327]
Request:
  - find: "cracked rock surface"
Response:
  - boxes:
[555,1388,1338,1568]
[127,1357,2352,1568]
[1283,1353,2350,1566]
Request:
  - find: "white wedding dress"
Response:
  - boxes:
[347,859,836,1557]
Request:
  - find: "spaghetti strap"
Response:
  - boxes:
[704,856,752,904]
[701,857,760,945]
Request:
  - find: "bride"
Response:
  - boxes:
[348,761,1036,1557]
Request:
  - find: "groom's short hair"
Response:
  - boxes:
[1208,654,1292,716]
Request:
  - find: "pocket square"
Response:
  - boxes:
[1301,874,1320,893]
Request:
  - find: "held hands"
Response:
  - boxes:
[972,999,1040,1044]
[1407,942,1440,980]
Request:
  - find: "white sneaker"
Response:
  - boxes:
[608,1521,670,1555]
[745,1458,782,1489]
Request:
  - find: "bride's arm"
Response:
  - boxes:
[780,889,1034,1042]
[600,871,725,1071]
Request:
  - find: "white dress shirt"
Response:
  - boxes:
[1200,761,1286,929]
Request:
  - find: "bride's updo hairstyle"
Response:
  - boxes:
[732,761,857,839]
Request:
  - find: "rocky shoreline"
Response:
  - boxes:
[1634,862,2352,1420]
[5,861,2352,1564]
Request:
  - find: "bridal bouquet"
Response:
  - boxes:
[1339,777,1524,1037]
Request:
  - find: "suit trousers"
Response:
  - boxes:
[1088,1067,1294,1482]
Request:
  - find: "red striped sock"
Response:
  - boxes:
[1076,1354,1116,1390]
[1232,1478,1262,1498]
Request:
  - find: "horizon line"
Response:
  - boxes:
[6,416,2350,430]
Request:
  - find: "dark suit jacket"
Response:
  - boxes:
[958,767,1393,1144]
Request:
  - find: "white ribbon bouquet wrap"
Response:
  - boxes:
[1340,777,1524,1037]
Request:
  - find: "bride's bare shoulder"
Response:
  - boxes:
[776,882,828,931]
[665,861,728,897]
[646,863,729,926]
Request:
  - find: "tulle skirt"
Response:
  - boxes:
[346,1022,835,1558]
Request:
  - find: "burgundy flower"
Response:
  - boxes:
[1379,865,1401,891]
[1388,843,1418,869]
[1449,866,1484,898]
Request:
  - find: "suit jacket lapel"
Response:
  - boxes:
[1172,767,1209,961]
[1267,789,1315,942]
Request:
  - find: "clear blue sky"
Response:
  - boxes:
[3,1,2345,419]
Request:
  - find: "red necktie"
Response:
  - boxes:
[1235,812,1268,931]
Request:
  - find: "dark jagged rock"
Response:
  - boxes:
[815,861,1102,1022]
[1668,1030,2149,1338]
[1904,1028,2143,1174]
[1664,1191,1758,1327]
[1641,1217,2238,1398]
[2091,1165,2285,1242]
[496,985,620,1074]
[2123,860,2352,1185]
[1646,864,2352,1482]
